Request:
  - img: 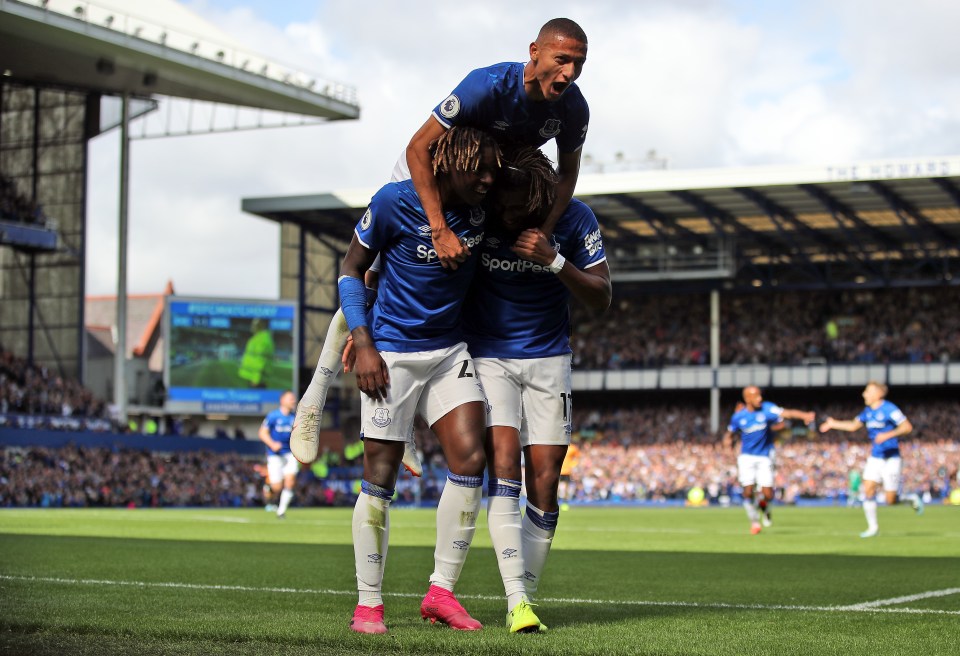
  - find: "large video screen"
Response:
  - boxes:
[164,296,298,415]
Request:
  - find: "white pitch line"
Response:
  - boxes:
[2,574,958,616]
[835,588,960,610]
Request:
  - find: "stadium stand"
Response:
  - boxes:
[572,285,960,368]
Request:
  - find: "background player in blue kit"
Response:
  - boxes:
[819,381,923,538]
[724,386,814,534]
[340,127,499,635]
[292,18,590,474]
[463,144,611,631]
[257,390,298,519]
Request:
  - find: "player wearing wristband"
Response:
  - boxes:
[343,127,499,635]
[292,18,590,475]
[462,144,611,631]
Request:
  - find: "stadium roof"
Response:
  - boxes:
[0,0,359,120]
[243,154,960,288]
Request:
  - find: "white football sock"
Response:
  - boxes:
[277,488,293,515]
[521,503,558,599]
[743,499,760,523]
[429,473,482,592]
[296,309,350,420]
[863,498,879,531]
[353,483,392,607]
[487,479,527,611]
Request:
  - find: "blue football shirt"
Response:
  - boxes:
[433,62,590,154]
[727,401,785,457]
[354,179,485,352]
[857,400,907,458]
[262,408,294,456]
[463,199,605,358]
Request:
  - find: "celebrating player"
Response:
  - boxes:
[343,127,498,635]
[724,386,815,534]
[257,390,298,519]
[291,18,590,474]
[819,381,923,538]
[464,144,611,631]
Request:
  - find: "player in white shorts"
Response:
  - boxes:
[819,381,922,538]
[290,19,591,478]
[341,127,498,636]
[724,387,814,534]
[461,144,611,631]
[258,390,299,518]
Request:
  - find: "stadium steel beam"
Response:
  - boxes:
[800,184,902,252]
[866,181,938,261]
[932,177,960,209]
[610,194,710,247]
[869,181,956,248]
[734,186,882,280]
[670,189,797,269]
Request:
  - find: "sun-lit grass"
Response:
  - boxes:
[1,504,957,655]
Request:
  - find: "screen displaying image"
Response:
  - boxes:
[164,297,297,414]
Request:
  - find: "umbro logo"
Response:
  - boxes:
[453,540,470,550]
[501,548,518,559]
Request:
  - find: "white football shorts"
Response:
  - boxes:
[474,354,573,447]
[360,342,487,441]
[862,455,902,492]
[267,452,299,484]
[737,453,775,488]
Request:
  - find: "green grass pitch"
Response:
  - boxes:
[1,504,957,655]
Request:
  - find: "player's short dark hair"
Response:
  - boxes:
[499,144,559,219]
[430,126,501,176]
[538,18,587,45]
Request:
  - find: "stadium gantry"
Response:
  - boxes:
[0,0,359,422]
[242,154,960,428]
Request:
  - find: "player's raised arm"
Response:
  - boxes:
[540,149,583,237]
[406,117,467,270]
[511,227,610,312]
[819,417,863,433]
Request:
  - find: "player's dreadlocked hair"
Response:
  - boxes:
[430,126,501,175]
[499,144,559,218]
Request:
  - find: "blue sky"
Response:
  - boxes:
[84,0,960,299]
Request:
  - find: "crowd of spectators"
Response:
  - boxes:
[1,346,108,422]
[566,399,959,503]
[0,175,47,225]
[572,286,960,368]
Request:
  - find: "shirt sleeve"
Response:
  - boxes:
[432,67,492,129]
[563,202,606,270]
[354,185,395,252]
[554,91,590,154]
[888,404,907,426]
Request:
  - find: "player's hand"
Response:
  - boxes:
[818,418,834,433]
[342,336,356,372]
[353,344,390,400]
[511,228,554,265]
[431,224,469,270]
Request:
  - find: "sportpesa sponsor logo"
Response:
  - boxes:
[417,231,485,261]
[481,252,551,273]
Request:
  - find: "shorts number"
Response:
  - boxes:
[457,360,474,378]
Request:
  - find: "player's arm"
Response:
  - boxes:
[406,117,467,269]
[511,228,611,312]
[340,235,389,400]
[819,417,863,433]
[875,418,913,444]
[540,149,582,237]
[722,430,736,449]
[258,423,279,452]
[781,409,816,424]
